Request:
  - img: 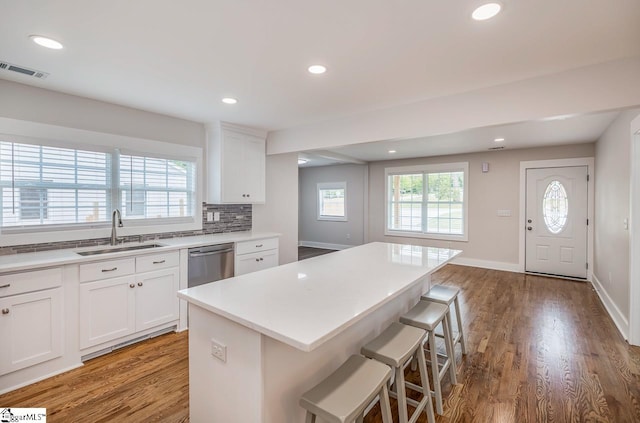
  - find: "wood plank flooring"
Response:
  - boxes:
[298,246,336,260]
[2,265,639,422]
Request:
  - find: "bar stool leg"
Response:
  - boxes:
[428,329,443,415]
[380,383,394,423]
[305,411,316,423]
[395,363,408,423]
[416,340,436,423]
[454,296,466,354]
[443,313,457,384]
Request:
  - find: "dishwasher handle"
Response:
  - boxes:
[189,245,234,257]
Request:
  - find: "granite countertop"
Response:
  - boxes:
[178,242,462,351]
[0,231,280,273]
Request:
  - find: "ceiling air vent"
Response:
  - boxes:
[0,60,49,79]
[488,146,505,150]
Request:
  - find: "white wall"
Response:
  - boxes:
[0,80,205,147]
[299,164,367,248]
[253,153,299,264]
[593,108,640,333]
[368,143,595,269]
[267,57,640,154]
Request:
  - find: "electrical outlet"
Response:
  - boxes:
[214,212,220,222]
[346,233,351,239]
[207,212,213,222]
[211,339,227,362]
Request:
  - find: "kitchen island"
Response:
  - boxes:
[177,242,461,422]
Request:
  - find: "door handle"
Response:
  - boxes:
[527,226,533,231]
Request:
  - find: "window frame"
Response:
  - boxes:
[317,181,347,222]
[384,162,469,242]
[0,125,202,247]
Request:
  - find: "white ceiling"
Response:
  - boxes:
[0,0,639,132]
[302,110,620,165]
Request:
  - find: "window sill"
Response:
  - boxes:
[317,216,348,222]
[384,230,468,242]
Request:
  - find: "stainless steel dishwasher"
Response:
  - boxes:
[188,243,234,287]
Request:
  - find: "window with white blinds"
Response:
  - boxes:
[119,154,196,220]
[0,142,112,228]
[0,140,197,231]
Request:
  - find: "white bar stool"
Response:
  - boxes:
[361,322,436,423]
[400,300,456,415]
[421,284,467,356]
[299,354,393,423]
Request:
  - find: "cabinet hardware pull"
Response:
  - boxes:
[255,258,260,262]
[153,260,166,264]
[256,244,263,248]
[0,284,10,289]
[101,267,118,272]
[138,282,143,287]
[242,194,246,197]
[129,284,135,288]
[260,257,264,261]
[2,308,9,315]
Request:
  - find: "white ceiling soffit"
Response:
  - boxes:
[0,1,639,130]
[320,110,621,162]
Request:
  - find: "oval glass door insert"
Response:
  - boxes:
[543,180,568,234]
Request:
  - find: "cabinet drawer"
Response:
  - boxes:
[236,237,278,255]
[136,251,179,273]
[0,267,62,298]
[79,258,135,282]
[235,249,279,276]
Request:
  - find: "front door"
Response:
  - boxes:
[525,166,588,278]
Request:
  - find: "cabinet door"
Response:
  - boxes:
[135,268,180,332]
[0,288,63,375]
[79,276,136,349]
[235,249,279,276]
[221,130,265,203]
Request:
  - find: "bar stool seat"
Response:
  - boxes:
[400,300,456,415]
[421,284,466,355]
[300,354,393,423]
[362,322,435,423]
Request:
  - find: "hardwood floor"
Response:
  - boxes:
[298,246,336,260]
[2,265,639,422]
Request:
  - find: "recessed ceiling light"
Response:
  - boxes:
[221,97,238,105]
[298,158,309,165]
[388,150,397,154]
[472,3,502,21]
[30,35,63,50]
[308,65,327,75]
[494,138,505,142]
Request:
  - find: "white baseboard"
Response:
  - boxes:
[591,274,629,340]
[298,241,354,250]
[452,257,521,273]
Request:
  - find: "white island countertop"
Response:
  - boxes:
[178,242,461,352]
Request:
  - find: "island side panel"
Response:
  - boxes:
[261,275,430,423]
[188,304,263,422]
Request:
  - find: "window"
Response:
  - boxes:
[0,140,197,232]
[119,154,196,220]
[385,163,469,241]
[1,142,111,228]
[542,180,568,234]
[317,182,347,221]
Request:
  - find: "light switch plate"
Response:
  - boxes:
[497,209,512,217]
[207,212,213,222]
[214,212,220,222]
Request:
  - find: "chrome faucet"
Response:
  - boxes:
[110,209,123,246]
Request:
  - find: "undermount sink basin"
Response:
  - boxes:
[76,243,164,256]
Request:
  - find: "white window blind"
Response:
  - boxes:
[119,154,196,220]
[0,141,111,228]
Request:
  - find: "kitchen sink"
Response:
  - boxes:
[76,243,164,256]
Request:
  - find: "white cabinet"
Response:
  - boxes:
[79,252,180,349]
[208,122,266,204]
[235,238,279,276]
[0,268,63,376]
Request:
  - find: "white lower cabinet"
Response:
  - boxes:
[235,237,279,276]
[0,287,63,375]
[79,275,136,349]
[79,252,180,350]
